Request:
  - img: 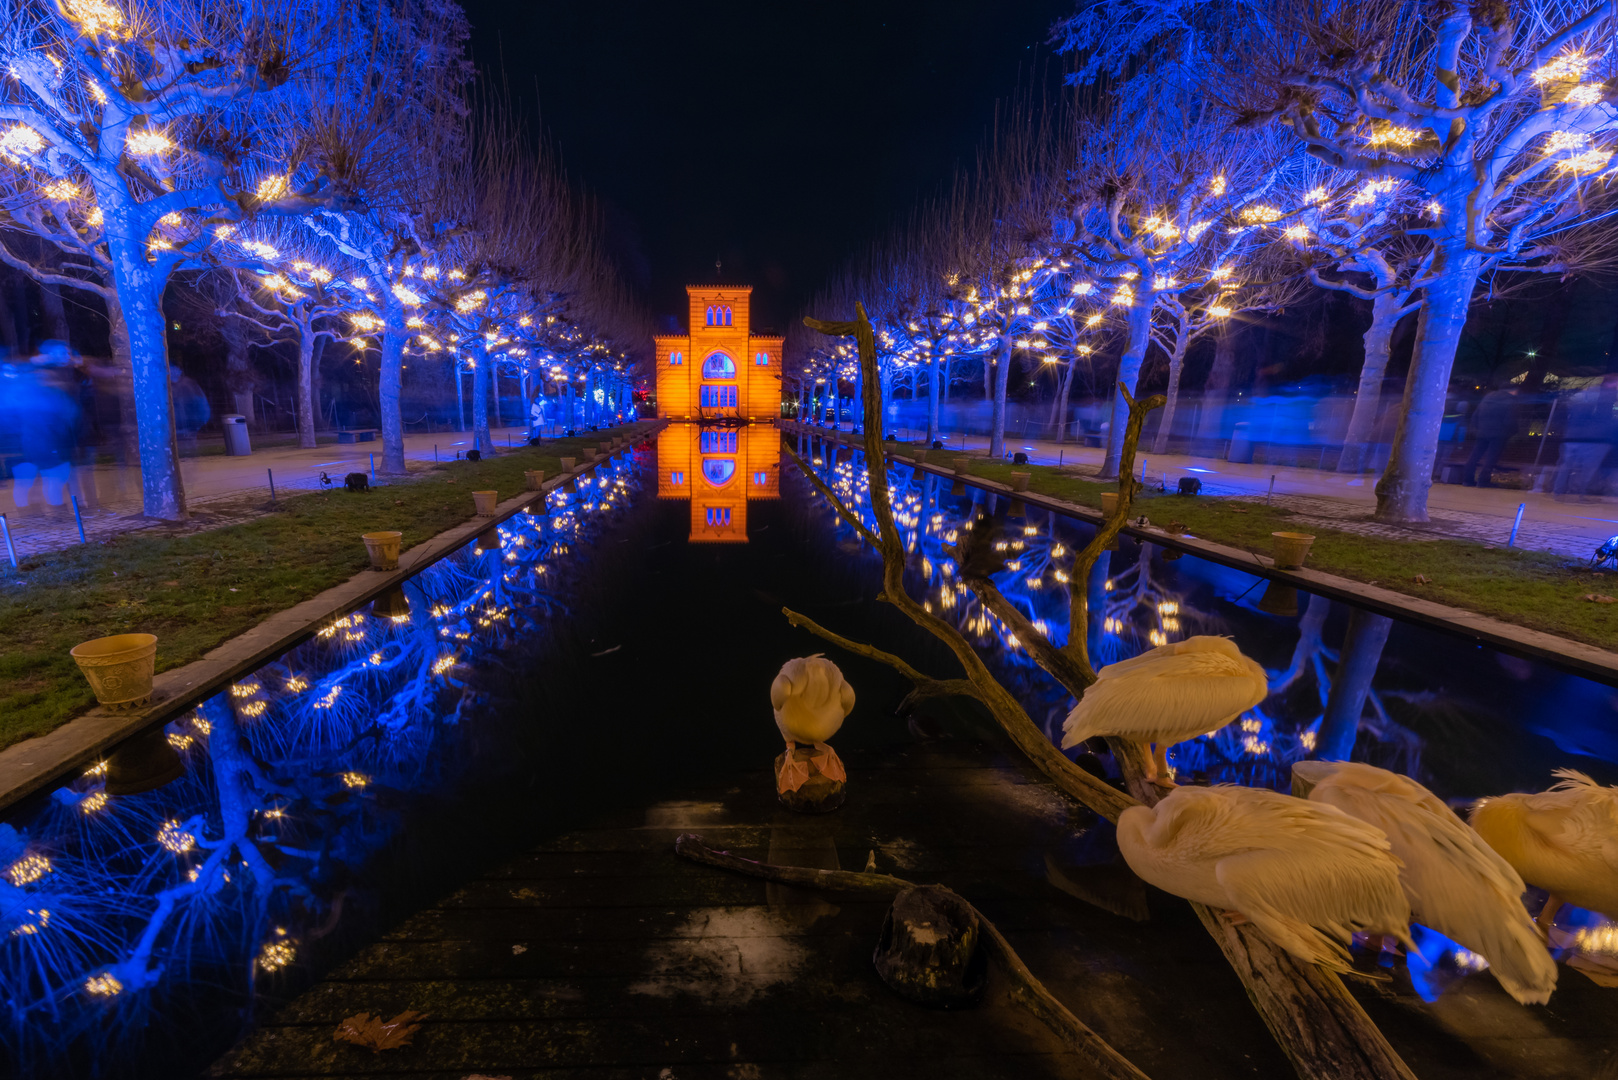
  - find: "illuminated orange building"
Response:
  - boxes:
[653,285,782,420]
[657,423,779,542]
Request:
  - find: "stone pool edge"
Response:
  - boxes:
[0,420,667,815]
[789,422,1618,688]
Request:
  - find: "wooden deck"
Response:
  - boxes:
[212,740,1612,1080]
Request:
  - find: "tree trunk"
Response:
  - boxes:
[0,268,19,353]
[110,250,186,520]
[1195,321,1237,454]
[39,281,69,344]
[1337,293,1408,474]
[1152,334,1191,455]
[989,336,1011,458]
[223,312,254,418]
[103,293,140,468]
[926,353,940,444]
[378,321,407,474]
[1101,297,1154,478]
[1519,283,1573,396]
[472,352,494,454]
[1316,609,1394,761]
[943,357,952,403]
[1375,250,1481,523]
[295,326,321,449]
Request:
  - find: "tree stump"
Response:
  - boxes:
[773,746,845,813]
[873,885,986,1008]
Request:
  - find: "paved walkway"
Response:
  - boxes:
[2,426,537,558]
[807,423,1615,561]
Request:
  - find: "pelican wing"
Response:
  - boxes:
[1062,642,1267,748]
[1306,766,1557,1003]
[1215,843,1409,974]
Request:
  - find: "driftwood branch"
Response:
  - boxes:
[781,606,984,706]
[674,834,1152,1080]
[780,438,882,549]
[791,304,1417,1080]
[1061,383,1164,683]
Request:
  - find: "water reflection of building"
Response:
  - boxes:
[653,285,782,421]
[658,423,778,542]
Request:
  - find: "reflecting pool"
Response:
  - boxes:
[4,426,1617,1078]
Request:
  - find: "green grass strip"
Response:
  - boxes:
[909,446,1618,654]
[0,427,640,751]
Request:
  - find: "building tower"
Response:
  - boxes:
[653,285,782,421]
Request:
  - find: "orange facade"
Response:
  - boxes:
[656,423,779,543]
[653,285,782,421]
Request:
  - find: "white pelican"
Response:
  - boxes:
[1116,784,1413,973]
[770,655,855,793]
[1061,636,1268,781]
[1294,760,1557,1005]
[1471,769,1618,931]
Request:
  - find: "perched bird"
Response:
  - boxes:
[1294,760,1557,1005]
[1061,636,1268,782]
[770,656,855,794]
[1116,784,1414,973]
[1471,769,1618,931]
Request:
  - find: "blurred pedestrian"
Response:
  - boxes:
[170,364,209,457]
[1462,384,1520,487]
[1552,374,1618,500]
[11,344,82,515]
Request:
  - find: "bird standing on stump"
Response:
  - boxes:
[770,655,854,795]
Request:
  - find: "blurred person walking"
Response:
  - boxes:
[170,364,210,458]
[10,342,82,517]
[1461,384,1520,488]
[1551,374,1618,501]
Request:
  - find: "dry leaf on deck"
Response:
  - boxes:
[333,1010,426,1053]
[1412,574,1431,584]
[1582,594,1617,604]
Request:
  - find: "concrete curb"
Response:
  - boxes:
[784,422,1618,687]
[0,421,666,815]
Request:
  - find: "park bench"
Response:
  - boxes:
[336,429,379,444]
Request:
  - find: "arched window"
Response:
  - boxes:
[670,470,685,485]
[705,506,732,526]
[701,352,736,379]
[724,306,733,326]
[668,351,683,366]
[702,459,736,487]
[705,306,714,327]
[754,352,769,366]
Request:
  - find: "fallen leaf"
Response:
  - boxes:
[1229,507,1248,514]
[163,580,179,587]
[511,944,527,955]
[333,1010,426,1053]
[1412,574,1430,584]
[229,587,239,592]
[394,499,404,505]
[1582,594,1617,604]
[1366,580,1378,586]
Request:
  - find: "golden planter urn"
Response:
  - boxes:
[1271,532,1316,570]
[71,633,158,710]
[560,456,576,471]
[472,490,498,516]
[362,531,402,570]
[1009,471,1031,492]
[524,469,546,491]
[1100,492,1119,517]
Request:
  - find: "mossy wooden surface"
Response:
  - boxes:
[0,428,640,750]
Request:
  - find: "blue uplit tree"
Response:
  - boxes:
[0,0,381,518]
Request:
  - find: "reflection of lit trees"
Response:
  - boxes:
[804,444,1429,794]
[0,460,637,1072]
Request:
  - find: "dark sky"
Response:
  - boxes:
[458,0,1072,332]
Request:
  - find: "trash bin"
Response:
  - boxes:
[222,414,251,457]
[1227,422,1254,464]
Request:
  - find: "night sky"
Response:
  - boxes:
[458,0,1072,332]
